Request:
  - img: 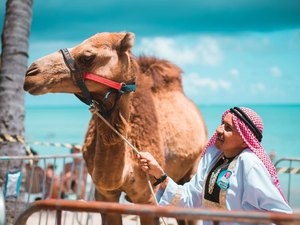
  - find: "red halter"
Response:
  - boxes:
[60,48,136,116]
[83,72,123,91]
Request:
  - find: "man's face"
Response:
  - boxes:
[215,113,247,157]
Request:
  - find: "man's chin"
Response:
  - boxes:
[215,140,223,150]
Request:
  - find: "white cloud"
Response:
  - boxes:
[137,36,223,67]
[229,68,239,77]
[270,66,282,77]
[251,82,265,95]
[183,73,231,92]
[195,37,223,66]
[138,37,197,65]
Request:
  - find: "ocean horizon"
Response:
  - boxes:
[25,103,300,209]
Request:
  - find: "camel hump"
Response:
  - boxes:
[137,56,183,92]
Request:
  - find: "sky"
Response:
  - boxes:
[1,0,300,106]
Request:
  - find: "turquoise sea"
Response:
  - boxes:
[25,104,300,209]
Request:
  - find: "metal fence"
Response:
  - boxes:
[0,187,5,225]
[1,154,300,225]
[0,153,95,225]
[275,157,300,203]
[15,199,300,225]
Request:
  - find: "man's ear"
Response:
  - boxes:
[242,141,248,149]
[118,32,135,52]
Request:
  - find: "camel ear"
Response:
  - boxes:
[119,32,135,52]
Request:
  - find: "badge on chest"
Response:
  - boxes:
[217,170,232,190]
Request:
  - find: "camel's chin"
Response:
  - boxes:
[25,85,50,95]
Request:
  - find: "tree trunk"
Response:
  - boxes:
[0,0,32,224]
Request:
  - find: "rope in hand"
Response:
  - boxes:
[89,103,167,225]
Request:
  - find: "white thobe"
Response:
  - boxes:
[157,146,292,225]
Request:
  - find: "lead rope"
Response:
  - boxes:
[89,102,167,225]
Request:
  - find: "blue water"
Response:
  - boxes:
[25,104,300,208]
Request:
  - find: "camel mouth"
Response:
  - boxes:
[24,77,48,95]
[24,84,46,95]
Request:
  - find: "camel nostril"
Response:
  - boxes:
[26,64,40,76]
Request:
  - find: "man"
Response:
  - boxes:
[138,107,292,224]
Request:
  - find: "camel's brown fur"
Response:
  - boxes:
[24,32,207,225]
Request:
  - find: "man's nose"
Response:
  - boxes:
[216,124,224,133]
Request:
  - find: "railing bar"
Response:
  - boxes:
[58,158,66,199]
[15,159,24,215]
[288,160,292,202]
[274,157,300,167]
[54,208,57,224]
[213,221,219,225]
[44,209,49,225]
[75,212,83,225]
[55,158,66,225]
[0,153,82,161]
[38,210,42,225]
[67,161,76,196]
[274,157,300,203]
[56,209,62,225]
[71,212,75,225]
[85,212,92,225]
[14,200,300,225]
[63,210,68,225]
[5,159,10,171]
[42,159,47,199]
[63,210,67,225]
[26,164,35,206]
[48,158,57,199]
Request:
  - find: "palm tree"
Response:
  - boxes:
[0,0,32,224]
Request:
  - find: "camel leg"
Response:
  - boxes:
[95,189,122,225]
[139,215,160,225]
[177,219,199,225]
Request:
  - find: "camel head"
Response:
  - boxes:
[24,32,137,101]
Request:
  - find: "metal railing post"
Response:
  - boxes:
[56,210,62,225]
[0,187,5,225]
[288,160,292,202]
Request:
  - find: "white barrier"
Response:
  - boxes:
[0,153,95,225]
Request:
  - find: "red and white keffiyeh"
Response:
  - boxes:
[202,107,286,200]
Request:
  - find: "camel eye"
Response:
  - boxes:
[79,55,95,65]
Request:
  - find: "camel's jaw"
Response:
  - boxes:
[24,68,72,95]
[24,73,78,95]
[24,75,55,95]
[24,79,49,95]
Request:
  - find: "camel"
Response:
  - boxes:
[24,32,207,225]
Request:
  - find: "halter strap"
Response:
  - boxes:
[84,73,123,91]
[60,48,92,105]
[60,48,136,115]
[83,73,136,93]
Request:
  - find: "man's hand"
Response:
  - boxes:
[137,152,164,179]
